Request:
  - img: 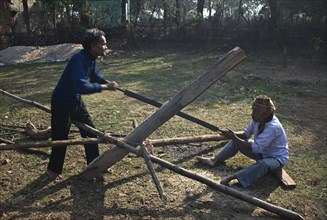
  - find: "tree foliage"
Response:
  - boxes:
[6,0,327,51]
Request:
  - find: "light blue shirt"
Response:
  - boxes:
[243,115,289,165]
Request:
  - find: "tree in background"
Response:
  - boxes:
[2,0,326,52]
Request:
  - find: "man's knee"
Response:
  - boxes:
[258,158,281,170]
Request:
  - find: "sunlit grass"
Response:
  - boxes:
[0,50,326,219]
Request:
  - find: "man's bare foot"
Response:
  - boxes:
[220,174,236,186]
[196,156,216,167]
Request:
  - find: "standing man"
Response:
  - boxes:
[196,95,288,187]
[46,28,118,179]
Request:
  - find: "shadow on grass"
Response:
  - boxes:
[100,144,284,218]
[0,141,288,219]
[0,173,106,219]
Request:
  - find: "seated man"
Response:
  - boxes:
[196,95,288,187]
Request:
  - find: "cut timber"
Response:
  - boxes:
[149,134,227,146]
[140,144,166,201]
[0,138,100,150]
[273,168,296,189]
[0,89,51,113]
[0,138,14,144]
[0,134,226,151]
[25,121,51,140]
[82,47,247,180]
[131,119,165,200]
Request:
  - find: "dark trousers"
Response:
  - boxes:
[47,98,99,174]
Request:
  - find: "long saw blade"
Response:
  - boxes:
[116,88,223,132]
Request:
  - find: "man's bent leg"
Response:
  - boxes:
[235,158,281,187]
[213,140,240,163]
[197,140,240,167]
[74,100,100,164]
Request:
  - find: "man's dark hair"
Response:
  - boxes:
[82,28,105,50]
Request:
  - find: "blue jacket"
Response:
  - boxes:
[52,49,107,104]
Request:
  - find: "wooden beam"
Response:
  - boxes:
[149,134,227,146]
[0,89,51,113]
[132,119,165,200]
[0,138,101,150]
[82,47,247,180]
[140,144,166,201]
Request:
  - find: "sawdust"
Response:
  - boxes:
[0,43,83,65]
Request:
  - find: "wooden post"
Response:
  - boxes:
[132,119,166,200]
[82,47,247,179]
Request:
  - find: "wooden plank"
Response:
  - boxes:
[273,168,296,189]
[81,47,247,180]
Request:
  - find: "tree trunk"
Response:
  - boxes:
[22,0,30,33]
[121,0,126,24]
[238,0,242,22]
[163,0,168,38]
[267,0,278,33]
[175,0,180,27]
[197,0,205,17]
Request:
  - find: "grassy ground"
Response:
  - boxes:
[0,48,326,219]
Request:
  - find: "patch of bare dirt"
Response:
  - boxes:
[0,44,83,65]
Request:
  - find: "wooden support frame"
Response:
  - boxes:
[75,122,304,220]
[82,47,247,179]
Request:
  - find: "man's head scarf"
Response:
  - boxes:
[252,95,276,114]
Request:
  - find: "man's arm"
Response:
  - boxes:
[221,129,252,150]
[101,80,119,90]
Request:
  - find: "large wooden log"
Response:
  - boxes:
[76,122,304,220]
[0,89,51,113]
[0,138,14,144]
[0,134,227,151]
[149,134,227,146]
[82,47,247,179]
[0,138,101,150]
